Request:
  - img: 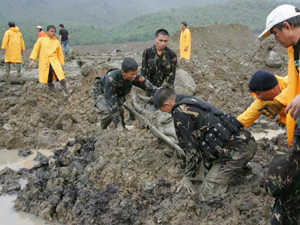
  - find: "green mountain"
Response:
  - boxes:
[0,0,299,48]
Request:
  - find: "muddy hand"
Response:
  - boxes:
[286,95,300,120]
[176,177,196,195]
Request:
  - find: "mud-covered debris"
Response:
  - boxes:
[266,51,284,69]
[34,151,48,164]
[80,62,96,77]
[18,149,33,157]
[0,167,21,194]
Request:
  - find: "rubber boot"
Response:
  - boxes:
[5,63,10,79]
[16,63,21,77]
[48,83,55,92]
[60,81,69,97]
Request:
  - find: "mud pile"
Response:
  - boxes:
[0,22,291,224]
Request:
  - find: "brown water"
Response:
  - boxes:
[0,149,62,225]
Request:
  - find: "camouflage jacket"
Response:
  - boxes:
[141,45,177,88]
[172,94,244,177]
[100,68,157,125]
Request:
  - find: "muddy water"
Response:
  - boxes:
[0,149,62,225]
[252,128,286,140]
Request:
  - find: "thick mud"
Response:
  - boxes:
[0,23,291,224]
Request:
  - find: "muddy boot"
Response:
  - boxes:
[4,63,10,79]
[60,81,69,97]
[48,83,55,92]
[16,63,21,77]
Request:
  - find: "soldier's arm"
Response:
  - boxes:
[133,75,157,95]
[162,53,177,88]
[141,49,150,80]
[103,77,121,126]
[173,108,201,177]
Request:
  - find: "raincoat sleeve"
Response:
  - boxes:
[141,49,150,80]
[185,30,191,48]
[133,75,157,95]
[237,99,264,129]
[173,107,201,177]
[57,41,65,66]
[20,34,25,51]
[1,31,9,50]
[103,77,121,125]
[29,38,43,60]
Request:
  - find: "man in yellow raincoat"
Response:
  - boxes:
[29,25,68,96]
[1,21,25,78]
[238,70,287,128]
[179,22,191,60]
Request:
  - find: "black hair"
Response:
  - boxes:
[47,25,56,32]
[121,57,138,72]
[155,29,169,37]
[273,8,300,30]
[153,87,176,108]
[8,21,15,27]
[59,24,64,28]
[181,22,187,27]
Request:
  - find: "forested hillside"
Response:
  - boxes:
[0,0,299,48]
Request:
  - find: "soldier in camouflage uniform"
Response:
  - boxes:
[154,88,257,197]
[92,57,157,131]
[265,113,300,225]
[141,29,177,88]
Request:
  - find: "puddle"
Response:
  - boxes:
[0,149,54,171]
[252,128,285,140]
[0,149,62,225]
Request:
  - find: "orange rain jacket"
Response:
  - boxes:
[1,27,25,63]
[30,33,65,83]
[237,75,288,129]
[180,28,191,60]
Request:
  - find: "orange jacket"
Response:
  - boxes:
[38,30,45,38]
[237,75,288,128]
[286,46,300,146]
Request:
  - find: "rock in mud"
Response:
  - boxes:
[18,149,33,157]
[80,62,96,77]
[266,51,284,68]
[174,69,196,95]
[0,167,21,194]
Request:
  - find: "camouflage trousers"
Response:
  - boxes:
[199,129,257,197]
[92,80,124,129]
[93,93,124,129]
[265,150,300,225]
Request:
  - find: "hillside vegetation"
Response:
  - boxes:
[0,0,299,48]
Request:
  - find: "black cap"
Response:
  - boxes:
[248,70,278,92]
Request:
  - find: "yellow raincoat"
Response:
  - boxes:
[286,46,300,146]
[1,27,25,63]
[180,28,191,60]
[30,33,65,83]
[237,75,288,129]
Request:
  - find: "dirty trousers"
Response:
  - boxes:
[93,93,124,129]
[265,150,300,225]
[199,130,257,197]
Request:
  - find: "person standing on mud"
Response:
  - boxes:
[238,70,287,128]
[29,25,68,96]
[179,22,192,60]
[141,29,177,88]
[259,4,300,224]
[37,26,45,38]
[92,57,157,132]
[59,24,70,56]
[153,87,257,197]
[1,21,25,78]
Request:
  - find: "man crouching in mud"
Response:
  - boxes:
[265,112,300,224]
[153,87,257,197]
[92,57,157,132]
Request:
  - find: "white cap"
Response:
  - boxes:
[259,4,300,38]
[37,25,42,29]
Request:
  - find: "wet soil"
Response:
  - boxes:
[0,23,291,224]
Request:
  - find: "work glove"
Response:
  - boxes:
[116,121,124,132]
[258,99,284,120]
